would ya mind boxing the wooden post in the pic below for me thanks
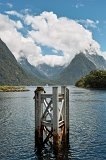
[52,87,60,148]
[34,86,69,151]
[35,89,43,146]
[61,86,67,143]
[66,88,69,143]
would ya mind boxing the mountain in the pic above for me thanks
[86,53,106,70]
[18,57,56,85]
[1,37,106,86]
[0,38,44,85]
[18,57,47,79]
[37,63,64,79]
[57,53,97,85]
[18,52,106,85]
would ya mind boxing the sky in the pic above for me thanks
[0,0,106,66]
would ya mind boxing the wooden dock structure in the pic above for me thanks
[34,86,69,151]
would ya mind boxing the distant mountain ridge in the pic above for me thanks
[0,38,44,85]
[57,53,97,84]
[37,63,64,79]
[18,52,106,85]
[1,38,106,85]
[57,53,106,84]
[86,53,106,70]
[18,57,47,80]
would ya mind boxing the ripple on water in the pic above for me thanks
[0,87,106,159]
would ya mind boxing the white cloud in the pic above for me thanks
[5,10,23,19]
[0,11,104,67]
[14,20,23,29]
[0,14,43,66]
[22,8,31,14]
[77,19,99,29]
[52,49,58,54]
[24,12,101,65]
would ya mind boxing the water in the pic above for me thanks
[0,86,106,160]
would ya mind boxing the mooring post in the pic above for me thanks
[61,86,67,143]
[35,89,43,146]
[66,88,69,143]
[52,87,60,148]
[34,86,69,151]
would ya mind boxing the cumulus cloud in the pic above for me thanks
[14,20,23,29]
[77,19,99,29]
[0,14,43,66]
[0,11,103,67]
[24,11,101,65]
[52,49,58,54]
[21,8,32,14]
[5,10,23,19]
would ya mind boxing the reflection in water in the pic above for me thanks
[35,144,70,160]
[0,86,106,159]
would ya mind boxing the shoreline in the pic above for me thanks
[0,86,30,92]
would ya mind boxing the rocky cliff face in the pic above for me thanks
[86,53,106,70]
[18,56,47,80]
[0,38,43,85]
[37,63,64,79]
[57,53,97,84]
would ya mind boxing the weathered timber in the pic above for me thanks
[34,86,69,150]
[66,88,69,142]
[53,87,60,148]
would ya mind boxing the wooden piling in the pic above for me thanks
[35,89,43,146]
[61,86,66,143]
[66,88,69,143]
[34,86,69,150]
[52,87,60,148]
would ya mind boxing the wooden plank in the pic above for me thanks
[58,99,64,121]
[59,120,64,127]
[52,87,59,147]
[43,128,53,144]
[41,94,52,99]
[42,99,53,120]
[44,99,52,119]
[42,120,53,127]
[61,86,67,142]
[53,87,59,133]
[41,94,63,102]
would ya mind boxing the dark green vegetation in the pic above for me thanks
[0,86,29,92]
[75,70,106,89]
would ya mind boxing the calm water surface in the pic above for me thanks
[0,86,106,160]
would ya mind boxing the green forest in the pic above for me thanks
[75,70,106,89]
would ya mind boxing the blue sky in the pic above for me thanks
[0,0,106,66]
